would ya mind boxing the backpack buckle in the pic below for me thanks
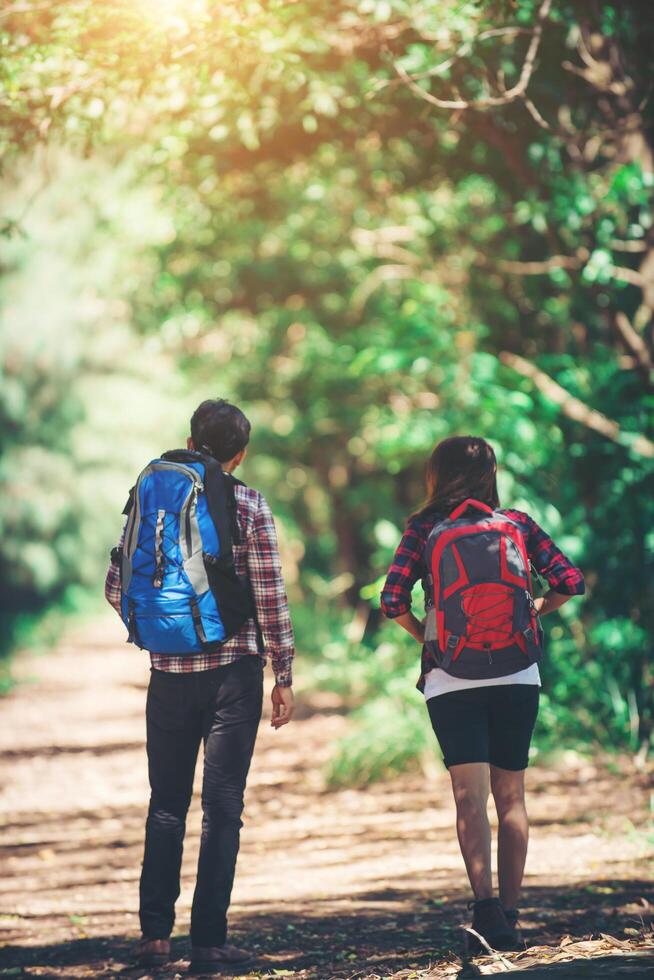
[127,601,143,649]
[441,633,460,669]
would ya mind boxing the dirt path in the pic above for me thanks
[1,616,653,979]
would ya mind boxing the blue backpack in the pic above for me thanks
[115,449,260,655]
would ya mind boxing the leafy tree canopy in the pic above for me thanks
[1,0,653,763]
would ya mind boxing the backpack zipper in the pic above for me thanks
[185,485,199,555]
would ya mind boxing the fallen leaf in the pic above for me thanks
[600,932,631,949]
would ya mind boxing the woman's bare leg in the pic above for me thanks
[490,766,528,910]
[449,762,492,899]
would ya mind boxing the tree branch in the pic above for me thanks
[523,95,553,130]
[481,251,646,289]
[611,265,646,288]
[490,251,588,275]
[608,239,648,253]
[614,312,654,383]
[351,263,417,313]
[377,27,533,93]
[499,352,654,458]
[393,0,551,111]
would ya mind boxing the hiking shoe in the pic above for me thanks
[190,943,253,973]
[504,907,525,949]
[466,897,516,954]
[132,937,171,966]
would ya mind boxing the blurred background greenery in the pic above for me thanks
[1,0,652,780]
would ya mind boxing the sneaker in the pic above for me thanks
[466,897,516,954]
[132,937,171,967]
[190,943,253,973]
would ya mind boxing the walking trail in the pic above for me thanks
[1,616,653,979]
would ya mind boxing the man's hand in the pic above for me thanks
[271,684,295,729]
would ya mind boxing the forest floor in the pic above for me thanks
[1,616,653,980]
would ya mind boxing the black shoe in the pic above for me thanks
[466,897,516,954]
[503,908,525,950]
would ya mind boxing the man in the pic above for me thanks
[105,398,295,973]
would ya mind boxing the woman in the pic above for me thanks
[380,436,585,952]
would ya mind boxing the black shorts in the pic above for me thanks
[427,684,539,770]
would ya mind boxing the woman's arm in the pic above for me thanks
[534,591,572,616]
[380,521,426,635]
[523,512,586,600]
[393,610,426,643]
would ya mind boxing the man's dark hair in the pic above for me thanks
[190,398,251,463]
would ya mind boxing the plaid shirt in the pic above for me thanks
[105,483,294,686]
[381,508,585,681]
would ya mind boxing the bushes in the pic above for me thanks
[296,582,645,786]
[0,154,188,663]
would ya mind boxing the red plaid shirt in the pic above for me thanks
[381,507,585,681]
[105,483,294,686]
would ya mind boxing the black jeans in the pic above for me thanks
[139,655,263,947]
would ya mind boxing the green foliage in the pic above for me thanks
[0,155,191,653]
[1,0,653,774]
[326,691,432,787]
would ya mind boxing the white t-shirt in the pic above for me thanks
[423,663,541,701]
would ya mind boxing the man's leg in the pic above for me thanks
[449,762,493,899]
[140,670,201,941]
[190,657,263,949]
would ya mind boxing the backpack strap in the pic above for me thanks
[199,459,265,654]
[201,454,236,559]
[448,498,494,521]
[517,625,541,663]
[441,632,465,669]
[222,472,243,545]
[122,485,135,516]
[223,472,265,654]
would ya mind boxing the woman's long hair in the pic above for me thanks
[409,435,499,523]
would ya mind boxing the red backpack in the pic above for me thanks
[423,499,543,679]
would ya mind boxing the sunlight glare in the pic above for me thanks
[137,0,209,31]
